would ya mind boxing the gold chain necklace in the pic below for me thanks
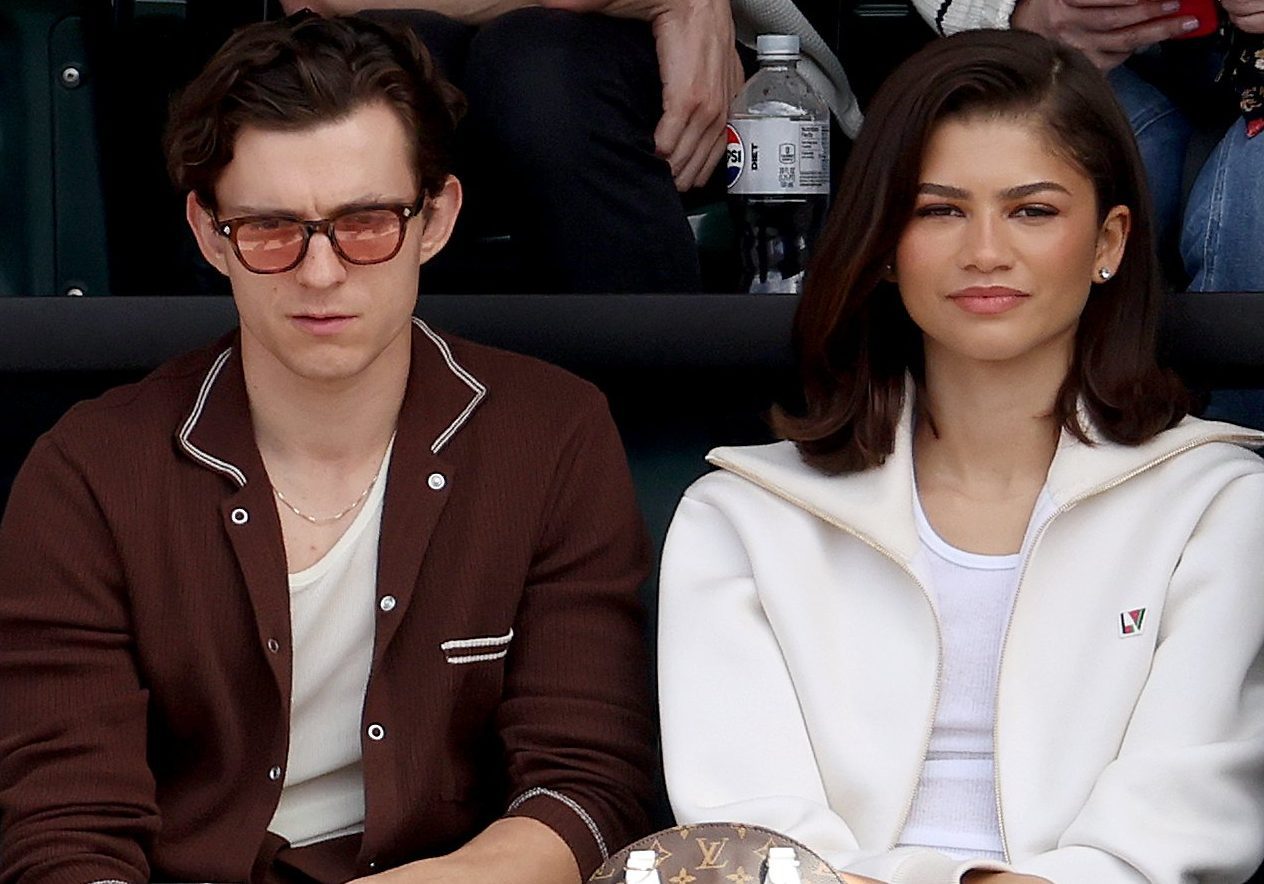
[272,475,377,525]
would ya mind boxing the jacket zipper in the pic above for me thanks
[710,458,944,850]
[989,432,1262,861]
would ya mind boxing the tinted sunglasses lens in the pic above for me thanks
[234,220,306,272]
[333,209,404,264]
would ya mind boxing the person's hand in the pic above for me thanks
[1220,0,1264,30]
[543,0,744,190]
[347,856,465,884]
[1011,0,1200,68]
[963,873,1053,883]
[839,874,886,884]
[648,0,745,190]
[345,817,580,884]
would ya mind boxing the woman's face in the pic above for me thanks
[894,114,1129,371]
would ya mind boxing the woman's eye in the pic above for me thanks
[914,204,961,217]
[1013,204,1058,218]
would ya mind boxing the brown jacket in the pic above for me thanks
[0,320,655,884]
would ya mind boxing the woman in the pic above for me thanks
[658,29,1264,884]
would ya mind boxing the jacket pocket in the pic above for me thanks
[439,627,514,664]
[440,628,513,800]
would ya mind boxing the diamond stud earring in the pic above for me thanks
[1098,267,1113,281]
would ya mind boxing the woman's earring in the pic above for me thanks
[1098,267,1113,281]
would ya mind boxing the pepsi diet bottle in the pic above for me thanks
[726,34,829,294]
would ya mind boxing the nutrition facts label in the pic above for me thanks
[727,118,830,195]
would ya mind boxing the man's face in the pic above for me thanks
[186,100,460,387]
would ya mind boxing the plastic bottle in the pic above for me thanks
[726,34,830,294]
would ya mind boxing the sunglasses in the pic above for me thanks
[211,198,425,274]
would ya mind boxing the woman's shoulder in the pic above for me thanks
[1052,413,1264,504]
[686,440,840,506]
[1145,415,1264,484]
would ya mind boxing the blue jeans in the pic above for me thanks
[1108,64,1264,293]
[1109,65,1264,429]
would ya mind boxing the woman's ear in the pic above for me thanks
[1093,204,1130,284]
[185,191,230,276]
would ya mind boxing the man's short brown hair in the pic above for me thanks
[164,12,465,210]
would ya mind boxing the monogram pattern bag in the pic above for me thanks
[590,822,845,884]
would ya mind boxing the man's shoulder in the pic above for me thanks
[428,326,608,416]
[45,338,230,456]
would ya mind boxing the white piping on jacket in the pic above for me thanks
[177,348,247,488]
[444,650,509,665]
[508,787,608,859]
[441,628,514,664]
[411,317,486,454]
[441,628,514,650]
[179,322,488,483]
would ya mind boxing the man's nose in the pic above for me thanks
[295,231,348,288]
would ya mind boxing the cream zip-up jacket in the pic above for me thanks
[659,403,1264,884]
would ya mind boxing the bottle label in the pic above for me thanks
[726,118,829,195]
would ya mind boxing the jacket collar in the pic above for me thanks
[176,317,487,486]
[707,386,1264,563]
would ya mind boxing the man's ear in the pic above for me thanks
[415,175,463,267]
[185,191,230,277]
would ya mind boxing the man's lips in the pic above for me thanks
[290,314,356,336]
[947,286,1029,316]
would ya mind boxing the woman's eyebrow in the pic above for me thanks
[1001,181,1071,199]
[915,181,1072,200]
[917,182,969,198]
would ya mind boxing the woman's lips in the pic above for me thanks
[291,314,356,336]
[947,286,1029,316]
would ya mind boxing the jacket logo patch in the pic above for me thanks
[1119,607,1146,637]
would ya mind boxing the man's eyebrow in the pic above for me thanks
[915,181,1072,199]
[220,196,408,218]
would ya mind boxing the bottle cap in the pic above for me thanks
[756,34,800,60]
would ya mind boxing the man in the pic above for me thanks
[0,14,654,884]
[280,0,745,293]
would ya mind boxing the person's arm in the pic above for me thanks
[352,818,579,884]
[0,434,159,884]
[903,0,1194,68]
[996,467,1264,883]
[363,385,655,883]
[279,0,532,25]
[1009,0,1197,70]
[540,0,743,191]
[285,0,743,191]
[659,475,1026,884]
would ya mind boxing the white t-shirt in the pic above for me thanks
[897,485,1053,860]
[267,442,393,848]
